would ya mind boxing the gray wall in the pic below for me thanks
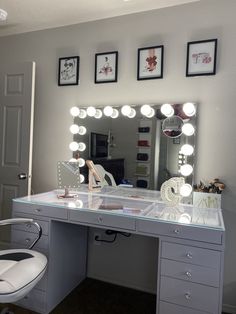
[0,0,236,310]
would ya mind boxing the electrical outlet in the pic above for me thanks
[93,233,101,245]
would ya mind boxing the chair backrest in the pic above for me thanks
[94,164,117,187]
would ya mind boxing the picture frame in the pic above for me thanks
[137,45,164,80]
[58,56,79,86]
[186,39,217,77]
[95,51,118,84]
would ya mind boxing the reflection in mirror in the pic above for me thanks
[69,103,197,195]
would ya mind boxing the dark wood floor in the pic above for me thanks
[0,279,231,314]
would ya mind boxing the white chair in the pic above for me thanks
[0,218,47,312]
[94,164,117,187]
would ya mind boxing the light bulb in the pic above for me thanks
[180,164,193,176]
[140,104,152,116]
[103,106,113,117]
[78,109,87,119]
[181,144,194,156]
[178,213,191,224]
[78,142,86,151]
[94,109,103,119]
[121,105,132,116]
[70,107,80,117]
[87,106,96,117]
[182,123,195,136]
[111,109,119,119]
[78,126,87,135]
[78,158,85,167]
[69,158,77,162]
[128,108,136,118]
[180,184,193,197]
[161,104,174,117]
[69,124,79,134]
[146,108,155,118]
[68,202,76,208]
[76,200,84,208]
[69,142,79,151]
[80,174,85,183]
[183,102,196,117]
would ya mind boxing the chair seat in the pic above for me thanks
[0,249,47,303]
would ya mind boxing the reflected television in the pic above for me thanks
[90,132,108,158]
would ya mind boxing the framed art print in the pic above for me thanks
[186,39,217,77]
[58,56,79,86]
[95,51,118,83]
[137,45,164,80]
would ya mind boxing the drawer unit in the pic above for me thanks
[12,214,49,236]
[11,229,49,251]
[136,219,222,244]
[15,288,46,314]
[69,210,136,231]
[159,301,210,314]
[160,276,219,313]
[13,201,68,220]
[161,242,221,269]
[160,259,220,287]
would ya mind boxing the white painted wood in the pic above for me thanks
[159,301,209,314]
[0,62,35,244]
[11,229,49,251]
[12,216,49,235]
[15,288,46,314]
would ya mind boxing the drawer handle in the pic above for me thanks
[98,217,103,223]
[186,252,193,259]
[174,228,180,234]
[185,271,192,278]
[35,208,41,213]
[185,292,191,300]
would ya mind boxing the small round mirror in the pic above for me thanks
[162,115,184,138]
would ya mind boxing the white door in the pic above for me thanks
[0,62,35,244]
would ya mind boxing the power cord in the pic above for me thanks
[94,230,131,243]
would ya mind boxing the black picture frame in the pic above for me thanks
[58,56,79,86]
[186,39,217,77]
[137,45,164,80]
[95,51,118,84]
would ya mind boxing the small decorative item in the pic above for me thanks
[95,51,118,84]
[58,56,79,86]
[160,177,185,206]
[186,39,217,77]
[137,45,164,80]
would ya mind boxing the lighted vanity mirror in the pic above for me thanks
[69,103,196,192]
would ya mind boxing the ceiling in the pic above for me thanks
[0,0,200,37]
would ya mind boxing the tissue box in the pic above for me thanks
[193,192,221,209]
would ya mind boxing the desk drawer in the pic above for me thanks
[69,210,135,231]
[161,242,221,269]
[159,301,210,314]
[16,288,46,313]
[12,213,49,236]
[161,259,220,287]
[11,229,49,251]
[13,201,68,220]
[136,219,222,244]
[160,277,219,313]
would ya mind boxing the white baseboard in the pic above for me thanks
[223,303,236,313]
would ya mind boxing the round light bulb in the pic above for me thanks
[140,104,152,116]
[70,107,80,117]
[76,200,84,208]
[128,108,136,118]
[180,164,193,176]
[103,106,113,117]
[183,102,196,117]
[121,105,132,116]
[68,202,76,208]
[182,123,195,136]
[86,106,96,117]
[78,126,87,135]
[146,107,155,118]
[180,183,193,197]
[178,213,191,224]
[111,109,119,119]
[94,109,103,119]
[161,104,174,117]
[80,174,85,183]
[78,109,87,119]
[69,124,79,134]
[181,144,194,156]
[69,142,79,151]
[78,158,85,167]
[78,142,86,152]
[69,158,77,162]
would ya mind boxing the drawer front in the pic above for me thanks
[161,242,221,269]
[12,214,49,236]
[35,270,47,291]
[159,301,210,314]
[13,201,68,220]
[11,229,48,251]
[16,288,46,313]
[160,277,219,313]
[69,210,135,231]
[137,219,222,244]
[161,259,220,287]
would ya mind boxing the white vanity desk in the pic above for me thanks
[11,186,225,314]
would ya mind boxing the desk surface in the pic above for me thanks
[14,186,224,231]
